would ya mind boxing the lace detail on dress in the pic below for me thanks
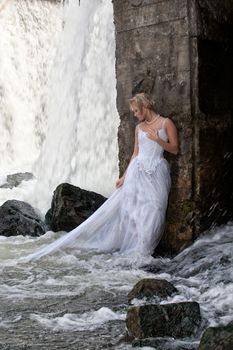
[137,158,164,175]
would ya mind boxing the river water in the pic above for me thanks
[0,1,233,349]
[0,223,233,349]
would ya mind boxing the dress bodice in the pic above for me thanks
[137,127,168,174]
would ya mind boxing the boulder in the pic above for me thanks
[198,320,233,350]
[0,172,33,189]
[127,302,201,339]
[45,183,107,231]
[0,200,46,237]
[128,278,178,303]
[132,338,198,349]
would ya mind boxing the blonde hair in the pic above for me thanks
[129,93,156,112]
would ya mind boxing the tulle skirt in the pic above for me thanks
[21,156,171,261]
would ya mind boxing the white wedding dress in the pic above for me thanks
[22,125,171,261]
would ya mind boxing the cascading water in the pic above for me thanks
[33,0,120,212]
[0,0,64,211]
[0,0,119,213]
[0,0,63,175]
[0,1,233,350]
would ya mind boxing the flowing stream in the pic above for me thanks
[0,1,233,349]
[0,222,233,349]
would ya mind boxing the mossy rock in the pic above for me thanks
[198,321,233,350]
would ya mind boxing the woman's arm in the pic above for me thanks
[116,125,139,188]
[146,118,179,155]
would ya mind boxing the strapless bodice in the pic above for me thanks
[137,128,168,174]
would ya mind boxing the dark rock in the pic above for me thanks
[198,320,233,350]
[0,172,34,189]
[132,337,198,349]
[128,278,178,303]
[45,183,107,231]
[0,200,46,237]
[127,302,201,339]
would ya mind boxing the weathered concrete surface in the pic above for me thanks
[113,0,233,253]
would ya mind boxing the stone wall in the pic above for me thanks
[112,0,233,253]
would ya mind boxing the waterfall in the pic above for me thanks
[0,0,63,174]
[0,0,120,213]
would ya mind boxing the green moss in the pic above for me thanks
[199,322,233,350]
[180,200,194,216]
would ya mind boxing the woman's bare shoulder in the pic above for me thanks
[136,122,144,131]
[160,116,176,128]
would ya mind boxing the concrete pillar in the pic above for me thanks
[112,0,233,253]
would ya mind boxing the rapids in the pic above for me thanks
[0,222,233,349]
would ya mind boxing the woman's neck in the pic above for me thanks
[144,110,159,125]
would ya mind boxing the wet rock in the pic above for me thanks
[128,278,178,303]
[132,337,198,349]
[127,302,201,339]
[198,320,233,350]
[45,183,107,231]
[0,200,46,237]
[0,172,33,189]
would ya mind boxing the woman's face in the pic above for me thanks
[131,103,146,121]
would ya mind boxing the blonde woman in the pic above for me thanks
[21,93,178,261]
[115,92,178,253]
[116,93,178,188]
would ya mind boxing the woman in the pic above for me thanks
[21,93,178,261]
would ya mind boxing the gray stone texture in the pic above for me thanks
[198,320,233,350]
[45,183,107,232]
[126,301,202,339]
[132,338,198,349]
[0,200,46,237]
[128,278,178,303]
[112,0,233,253]
[0,172,33,189]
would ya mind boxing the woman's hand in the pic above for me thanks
[146,129,159,142]
[146,119,179,155]
[115,176,125,189]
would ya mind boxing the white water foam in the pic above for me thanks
[0,0,63,174]
[130,223,233,328]
[31,307,125,331]
[33,0,119,212]
[0,224,233,348]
